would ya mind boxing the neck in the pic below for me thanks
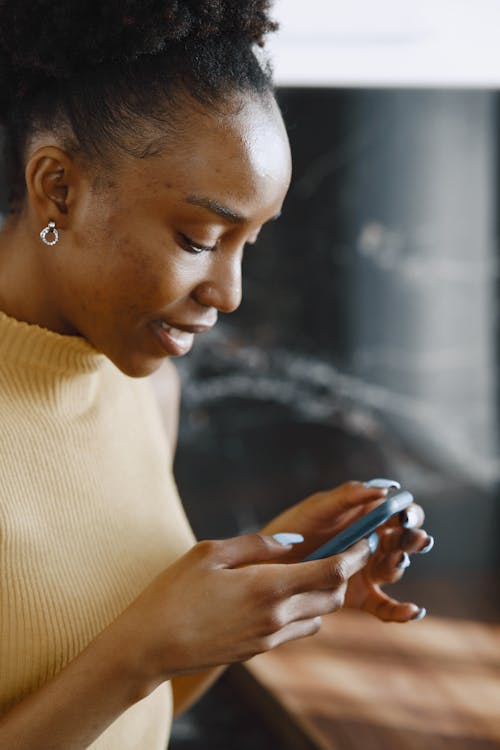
[0,214,70,334]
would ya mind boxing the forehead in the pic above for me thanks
[128,95,292,220]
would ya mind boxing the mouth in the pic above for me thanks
[150,319,215,357]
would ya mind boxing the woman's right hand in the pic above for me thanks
[113,532,373,682]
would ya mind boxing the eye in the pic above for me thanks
[179,233,218,254]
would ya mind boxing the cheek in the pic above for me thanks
[72,195,202,318]
[94,228,196,315]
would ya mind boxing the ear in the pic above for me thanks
[25,146,82,229]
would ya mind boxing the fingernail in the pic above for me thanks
[396,552,411,570]
[400,507,420,528]
[272,533,305,546]
[410,607,427,621]
[364,478,401,490]
[313,616,322,626]
[418,536,434,554]
[367,531,379,554]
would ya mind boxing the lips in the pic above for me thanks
[150,318,215,357]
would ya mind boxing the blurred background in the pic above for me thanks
[175,85,500,579]
[175,0,500,618]
[169,1,500,747]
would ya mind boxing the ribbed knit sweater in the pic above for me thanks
[0,310,195,748]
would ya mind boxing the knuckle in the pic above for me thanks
[328,558,349,587]
[323,592,342,614]
[343,480,362,491]
[250,633,276,654]
[251,532,274,553]
[323,588,346,614]
[400,528,415,548]
[311,619,322,635]
[334,586,346,610]
[247,572,277,603]
[237,643,261,662]
[263,606,287,633]
[192,539,222,560]
[304,617,322,637]
[259,633,277,652]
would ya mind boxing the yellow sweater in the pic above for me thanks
[0,310,195,748]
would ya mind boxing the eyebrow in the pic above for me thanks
[185,194,281,224]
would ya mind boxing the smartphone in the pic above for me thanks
[304,490,413,561]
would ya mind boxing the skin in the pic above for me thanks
[0,94,291,377]
[0,91,430,748]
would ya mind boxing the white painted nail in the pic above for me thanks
[418,536,435,554]
[410,607,427,622]
[272,533,305,546]
[364,478,401,490]
[400,507,420,528]
[367,531,379,554]
[397,552,411,570]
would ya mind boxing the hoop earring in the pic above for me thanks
[40,221,59,246]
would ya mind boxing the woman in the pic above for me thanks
[0,2,432,748]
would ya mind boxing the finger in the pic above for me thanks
[367,548,410,585]
[363,478,401,490]
[284,588,348,621]
[301,481,391,528]
[322,480,392,514]
[284,538,373,595]
[267,616,322,650]
[396,503,425,529]
[400,503,425,529]
[367,526,433,585]
[378,526,432,556]
[362,587,426,623]
[195,533,304,569]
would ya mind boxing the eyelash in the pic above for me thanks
[179,233,218,255]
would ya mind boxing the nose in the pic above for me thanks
[193,253,243,314]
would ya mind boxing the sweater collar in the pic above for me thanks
[0,310,106,374]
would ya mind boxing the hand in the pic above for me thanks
[261,480,432,623]
[110,532,374,682]
[344,511,430,621]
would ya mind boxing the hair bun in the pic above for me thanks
[0,1,276,77]
[0,0,276,119]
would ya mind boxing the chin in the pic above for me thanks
[109,350,168,379]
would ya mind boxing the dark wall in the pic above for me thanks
[175,88,500,574]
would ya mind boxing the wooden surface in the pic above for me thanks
[242,609,500,750]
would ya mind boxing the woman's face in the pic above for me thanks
[42,93,292,376]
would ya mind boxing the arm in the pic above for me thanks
[1,527,370,747]
[149,371,430,712]
[0,620,162,750]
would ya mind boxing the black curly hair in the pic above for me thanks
[0,1,278,211]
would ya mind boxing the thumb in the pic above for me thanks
[362,586,426,623]
[211,532,304,569]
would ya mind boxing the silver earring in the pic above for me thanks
[40,221,59,246]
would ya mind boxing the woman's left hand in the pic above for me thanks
[260,480,432,623]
